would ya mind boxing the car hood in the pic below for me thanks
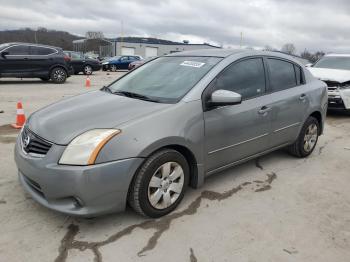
[308,67,350,83]
[27,91,170,145]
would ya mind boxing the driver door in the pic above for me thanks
[204,57,272,173]
[0,44,31,76]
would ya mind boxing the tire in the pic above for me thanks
[40,77,50,81]
[110,64,117,72]
[128,149,189,218]
[50,67,67,84]
[288,116,320,158]
[83,65,93,75]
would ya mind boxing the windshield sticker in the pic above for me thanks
[180,61,205,68]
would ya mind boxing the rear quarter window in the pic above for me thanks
[30,46,56,55]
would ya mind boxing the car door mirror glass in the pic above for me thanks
[208,89,242,107]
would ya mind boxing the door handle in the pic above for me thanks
[23,57,29,60]
[258,106,272,114]
[299,94,307,101]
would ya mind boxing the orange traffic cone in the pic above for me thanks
[11,101,26,129]
[85,76,91,88]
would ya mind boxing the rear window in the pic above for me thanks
[30,46,56,55]
[267,59,297,92]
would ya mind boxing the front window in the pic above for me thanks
[313,56,350,70]
[107,56,222,103]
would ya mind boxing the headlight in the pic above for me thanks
[102,62,109,65]
[340,84,350,90]
[59,129,121,165]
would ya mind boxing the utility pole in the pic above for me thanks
[240,32,243,48]
[119,20,124,56]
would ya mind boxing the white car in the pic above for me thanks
[308,54,350,111]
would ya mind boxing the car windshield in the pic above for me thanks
[313,56,350,70]
[107,56,222,103]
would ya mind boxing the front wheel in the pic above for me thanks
[110,64,117,72]
[50,67,67,84]
[128,149,189,218]
[288,116,319,157]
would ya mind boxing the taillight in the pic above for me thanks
[64,55,71,62]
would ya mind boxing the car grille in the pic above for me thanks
[21,127,52,156]
[323,81,339,91]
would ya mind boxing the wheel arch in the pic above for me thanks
[138,143,202,189]
[309,111,323,135]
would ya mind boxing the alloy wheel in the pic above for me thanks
[303,123,318,152]
[147,162,184,210]
[84,65,92,75]
[53,68,66,82]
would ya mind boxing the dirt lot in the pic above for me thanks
[0,71,350,262]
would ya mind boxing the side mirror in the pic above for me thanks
[208,89,242,107]
[1,52,9,58]
[305,63,313,67]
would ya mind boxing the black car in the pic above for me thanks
[64,51,101,75]
[0,42,73,83]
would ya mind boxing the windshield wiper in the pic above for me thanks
[101,85,112,93]
[113,91,161,103]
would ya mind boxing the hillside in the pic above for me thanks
[0,28,83,50]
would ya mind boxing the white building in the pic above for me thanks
[73,37,220,58]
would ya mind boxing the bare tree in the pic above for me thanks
[300,49,325,63]
[281,43,296,55]
[263,45,275,51]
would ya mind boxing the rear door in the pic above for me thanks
[204,57,272,173]
[265,57,309,147]
[28,46,57,76]
[0,44,31,76]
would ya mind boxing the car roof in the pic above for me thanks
[166,48,303,63]
[325,53,350,57]
[3,42,61,50]
[167,48,246,58]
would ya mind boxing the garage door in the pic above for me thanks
[145,47,158,58]
[121,47,135,56]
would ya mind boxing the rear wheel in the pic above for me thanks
[288,116,319,157]
[83,65,93,75]
[128,149,189,218]
[50,67,67,84]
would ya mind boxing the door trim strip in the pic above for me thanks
[273,122,300,133]
[207,142,290,175]
[208,133,269,155]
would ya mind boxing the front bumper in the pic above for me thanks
[328,89,350,110]
[102,64,110,71]
[14,136,143,217]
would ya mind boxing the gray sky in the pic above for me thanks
[1,0,350,53]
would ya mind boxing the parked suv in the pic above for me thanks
[0,42,73,83]
[64,51,101,75]
[102,55,142,71]
[15,50,327,218]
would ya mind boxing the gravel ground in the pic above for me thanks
[0,71,350,262]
